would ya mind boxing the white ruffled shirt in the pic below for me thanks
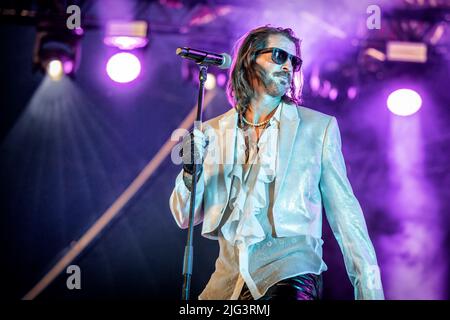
[198,104,328,300]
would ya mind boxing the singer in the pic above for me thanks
[169,25,384,300]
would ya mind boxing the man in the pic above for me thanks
[170,25,384,300]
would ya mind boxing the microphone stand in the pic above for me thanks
[181,64,208,300]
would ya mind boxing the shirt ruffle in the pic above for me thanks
[220,123,278,249]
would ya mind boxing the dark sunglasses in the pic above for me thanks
[256,47,302,72]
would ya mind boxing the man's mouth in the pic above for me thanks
[277,75,290,84]
[275,73,290,82]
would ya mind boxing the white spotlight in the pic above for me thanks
[205,73,216,90]
[47,59,64,81]
[387,89,422,116]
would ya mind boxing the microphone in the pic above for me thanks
[176,47,232,69]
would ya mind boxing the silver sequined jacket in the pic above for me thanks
[170,101,384,299]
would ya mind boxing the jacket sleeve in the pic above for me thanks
[169,169,205,229]
[319,116,385,300]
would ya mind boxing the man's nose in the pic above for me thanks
[281,65,292,79]
[282,60,292,73]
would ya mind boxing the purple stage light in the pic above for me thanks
[347,86,357,100]
[104,21,149,50]
[106,52,141,83]
[216,73,227,87]
[74,27,84,36]
[319,80,331,98]
[63,60,74,74]
[387,89,422,116]
[329,87,338,101]
[104,36,148,50]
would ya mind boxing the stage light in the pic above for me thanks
[33,27,82,78]
[104,21,147,84]
[216,73,227,87]
[47,59,64,80]
[309,66,321,92]
[365,48,386,61]
[387,89,422,116]
[329,87,338,101]
[106,36,148,51]
[104,21,148,50]
[347,86,358,100]
[387,41,427,63]
[205,73,216,90]
[319,80,331,98]
[106,52,141,83]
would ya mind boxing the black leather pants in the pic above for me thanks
[238,274,323,300]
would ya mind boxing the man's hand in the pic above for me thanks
[181,128,208,174]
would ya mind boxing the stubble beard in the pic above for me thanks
[262,71,290,98]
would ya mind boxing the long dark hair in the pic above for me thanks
[226,25,303,124]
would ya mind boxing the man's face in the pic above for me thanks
[254,34,298,98]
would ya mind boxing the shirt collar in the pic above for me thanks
[268,101,283,128]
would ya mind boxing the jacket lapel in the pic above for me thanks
[274,102,301,200]
[218,109,238,197]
